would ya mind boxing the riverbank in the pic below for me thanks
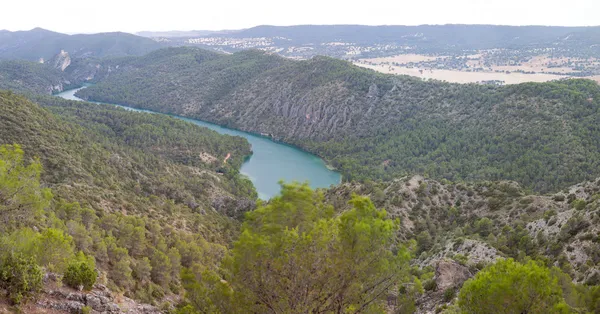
[56,86,341,199]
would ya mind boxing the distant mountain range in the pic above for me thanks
[136,30,234,38]
[0,27,163,61]
[4,25,600,62]
[138,24,600,58]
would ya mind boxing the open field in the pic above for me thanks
[355,63,565,84]
[355,53,600,85]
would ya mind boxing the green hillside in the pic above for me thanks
[77,48,600,193]
[0,90,256,301]
[0,60,78,94]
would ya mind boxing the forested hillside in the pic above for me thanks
[77,47,600,193]
[0,91,257,307]
[0,60,78,94]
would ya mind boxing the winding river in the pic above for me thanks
[55,87,341,199]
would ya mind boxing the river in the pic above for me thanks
[55,87,341,199]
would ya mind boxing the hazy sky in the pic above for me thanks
[2,0,598,34]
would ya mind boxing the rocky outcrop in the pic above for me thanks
[434,260,472,291]
[50,50,72,71]
[415,260,473,314]
[34,276,160,314]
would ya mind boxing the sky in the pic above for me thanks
[1,0,599,34]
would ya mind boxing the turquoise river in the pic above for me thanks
[56,87,341,199]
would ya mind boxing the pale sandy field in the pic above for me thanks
[361,54,441,64]
[356,54,600,85]
[355,63,566,84]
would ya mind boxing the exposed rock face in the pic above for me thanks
[51,50,72,71]
[414,260,473,314]
[434,260,472,291]
[35,281,160,314]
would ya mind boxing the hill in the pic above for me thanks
[0,28,163,61]
[76,47,600,193]
[1,51,600,312]
[0,60,79,94]
[324,174,600,312]
[0,90,256,302]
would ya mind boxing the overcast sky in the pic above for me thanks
[2,0,598,34]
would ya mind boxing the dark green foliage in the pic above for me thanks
[0,60,77,94]
[443,287,456,302]
[63,253,97,290]
[190,183,410,313]
[77,47,600,193]
[0,252,43,305]
[572,199,587,211]
[423,279,437,291]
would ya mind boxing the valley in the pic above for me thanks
[56,86,341,199]
[1,23,600,313]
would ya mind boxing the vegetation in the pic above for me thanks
[2,38,600,312]
[0,60,75,94]
[0,91,257,304]
[458,259,568,313]
[76,47,600,193]
[179,182,411,313]
[63,252,97,290]
[0,252,43,305]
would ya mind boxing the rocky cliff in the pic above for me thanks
[50,50,72,71]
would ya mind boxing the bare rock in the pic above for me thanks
[435,260,472,291]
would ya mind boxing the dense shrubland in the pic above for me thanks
[0,91,258,306]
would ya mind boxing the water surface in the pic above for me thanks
[55,87,341,199]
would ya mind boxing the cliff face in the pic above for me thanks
[50,50,72,71]
[0,59,77,94]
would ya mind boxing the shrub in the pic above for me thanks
[543,209,557,222]
[0,252,43,304]
[458,259,568,313]
[572,199,587,211]
[63,253,97,290]
[424,279,437,291]
[443,287,456,302]
[453,254,469,266]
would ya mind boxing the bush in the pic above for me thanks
[443,287,456,302]
[424,279,437,291]
[63,253,97,290]
[572,199,587,211]
[458,259,568,313]
[453,254,469,266]
[0,252,43,305]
